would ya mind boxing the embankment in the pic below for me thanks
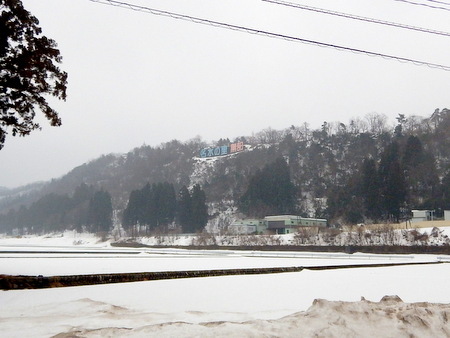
[1,261,443,290]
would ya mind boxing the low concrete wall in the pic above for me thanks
[1,261,443,290]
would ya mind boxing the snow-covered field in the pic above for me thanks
[1,232,450,337]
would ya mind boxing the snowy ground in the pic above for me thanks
[1,232,450,337]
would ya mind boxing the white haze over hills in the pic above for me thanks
[1,0,449,188]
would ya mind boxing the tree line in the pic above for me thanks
[122,182,208,235]
[327,134,450,225]
[0,184,112,234]
[0,181,209,235]
[1,108,450,233]
[234,109,450,226]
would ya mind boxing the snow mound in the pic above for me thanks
[52,296,450,337]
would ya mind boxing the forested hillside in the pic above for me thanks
[1,108,449,234]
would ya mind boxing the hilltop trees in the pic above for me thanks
[328,133,443,224]
[1,108,450,234]
[0,0,68,149]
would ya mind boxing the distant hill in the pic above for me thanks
[1,108,449,233]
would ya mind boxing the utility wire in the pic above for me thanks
[393,0,450,11]
[423,0,450,6]
[89,0,450,71]
[262,0,450,37]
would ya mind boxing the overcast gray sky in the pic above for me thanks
[1,0,449,188]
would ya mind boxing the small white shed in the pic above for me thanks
[411,210,433,223]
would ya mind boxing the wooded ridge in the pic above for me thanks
[1,108,449,234]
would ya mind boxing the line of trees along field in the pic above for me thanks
[0,184,112,234]
[0,182,209,235]
[122,182,208,235]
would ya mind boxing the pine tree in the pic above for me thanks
[122,182,177,233]
[177,185,192,233]
[326,175,364,225]
[156,182,177,227]
[87,190,113,233]
[122,189,144,229]
[360,158,382,221]
[141,183,157,231]
[379,142,406,222]
[71,183,94,231]
[442,171,450,209]
[191,184,208,232]
[239,158,296,217]
[1,0,68,149]
[403,135,439,209]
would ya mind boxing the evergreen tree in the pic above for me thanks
[87,190,112,233]
[27,193,71,232]
[176,184,209,233]
[190,184,208,232]
[326,175,364,225]
[141,183,157,230]
[122,182,177,233]
[440,171,450,209]
[177,185,192,232]
[145,182,177,231]
[360,158,382,221]
[122,189,144,229]
[156,182,177,227]
[379,142,406,222]
[70,183,94,231]
[239,158,296,217]
[403,135,439,209]
[72,183,94,206]
[403,135,423,168]
[1,0,68,149]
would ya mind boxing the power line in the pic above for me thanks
[423,0,450,6]
[262,0,450,37]
[393,0,450,11]
[89,0,450,71]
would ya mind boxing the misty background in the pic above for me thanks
[1,0,449,188]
